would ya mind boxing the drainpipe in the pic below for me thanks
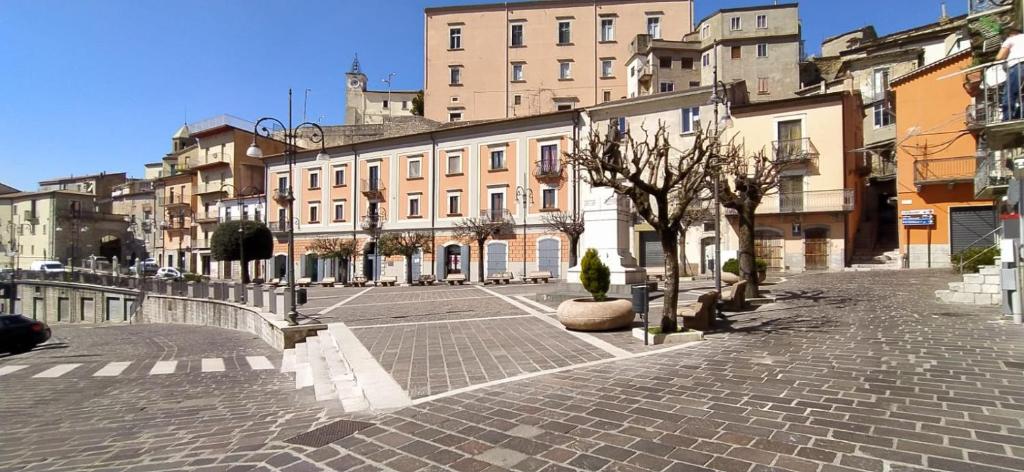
[352,144,359,281]
[430,132,438,275]
[505,2,510,118]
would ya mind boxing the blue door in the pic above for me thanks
[537,239,560,278]
[486,242,507,275]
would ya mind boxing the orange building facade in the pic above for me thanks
[892,51,992,269]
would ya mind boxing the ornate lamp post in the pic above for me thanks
[245,89,330,326]
[360,208,385,284]
[707,62,734,313]
[515,178,534,280]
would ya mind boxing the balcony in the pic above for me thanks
[480,208,513,224]
[161,220,190,231]
[970,61,1024,135]
[194,184,229,196]
[268,220,291,233]
[725,189,854,215]
[913,156,975,186]
[772,138,820,167]
[965,102,993,130]
[194,213,219,224]
[163,196,190,209]
[361,210,386,233]
[361,178,385,202]
[975,149,1015,198]
[969,0,1014,17]
[861,87,889,105]
[534,160,563,179]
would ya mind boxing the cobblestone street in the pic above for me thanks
[4,270,1024,471]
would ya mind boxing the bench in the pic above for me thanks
[351,276,369,287]
[378,276,398,287]
[319,277,336,288]
[486,271,513,285]
[444,273,467,285]
[414,274,436,286]
[721,280,748,312]
[680,291,719,331]
[525,271,552,284]
[296,277,312,287]
[646,267,666,282]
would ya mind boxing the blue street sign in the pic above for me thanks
[902,215,935,226]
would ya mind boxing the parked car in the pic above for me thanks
[129,261,159,276]
[29,261,65,273]
[156,267,182,279]
[0,314,51,354]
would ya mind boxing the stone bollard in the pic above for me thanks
[231,283,244,303]
[250,284,263,308]
[187,282,199,298]
[266,285,277,314]
[274,287,292,318]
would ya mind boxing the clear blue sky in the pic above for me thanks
[0,0,964,191]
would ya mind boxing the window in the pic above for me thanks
[681,107,700,134]
[647,16,661,38]
[702,53,710,67]
[659,81,675,93]
[277,176,288,192]
[448,194,461,215]
[558,21,571,44]
[758,77,769,95]
[659,57,672,68]
[333,201,345,222]
[402,101,408,110]
[382,100,389,109]
[613,117,627,139]
[680,57,694,69]
[449,66,462,85]
[701,24,711,39]
[309,171,320,189]
[408,195,421,217]
[542,188,556,209]
[511,23,524,46]
[731,46,742,59]
[408,158,422,179]
[490,149,506,170]
[730,17,741,30]
[334,167,345,186]
[757,44,768,58]
[449,27,462,49]
[756,14,768,29]
[559,61,572,80]
[872,67,890,101]
[540,144,559,173]
[447,153,462,174]
[514,95,522,106]
[556,103,573,111]
[489,192,505,213]
[601,59,613,78]
[600,18,614,41]
[603,90,612,102]
[873,103,893,128]
[449,111,462,122]
[512,63,524,81]
[309,203,320,223]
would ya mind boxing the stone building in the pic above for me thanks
[344,57,419,125]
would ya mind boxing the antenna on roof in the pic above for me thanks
[940,1,949,22]
[351,54,361,74]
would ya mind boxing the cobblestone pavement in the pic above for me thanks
[6,270,1024,472]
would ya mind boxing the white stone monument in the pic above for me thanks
[567,187,646,286]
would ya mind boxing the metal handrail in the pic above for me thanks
[956,226,1002,273]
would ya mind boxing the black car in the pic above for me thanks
[0,315,51,354]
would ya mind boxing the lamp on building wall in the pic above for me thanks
[245,89,330,326]
[360,208,385,283]
[515,179,534,280]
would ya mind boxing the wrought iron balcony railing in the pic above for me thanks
[772,138,820,166]
[361,178,386,201]
[970,61,1024,129]
[725,189,854,215]
[913,156,976,185]
[268,220,291,233]
[975,148,1015,198]
[480,208,513,224]
[534,160,562,178]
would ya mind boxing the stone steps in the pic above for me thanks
[935,265,1002,306]
[281,330,371,412]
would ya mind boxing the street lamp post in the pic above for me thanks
[246,89,330,326]
[515,177,534,281]
[707,54,734,315]
[360,208,385,284]
[56,221,88,276]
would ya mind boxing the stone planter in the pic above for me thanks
[557,298,634,331]
[757,270,767,283]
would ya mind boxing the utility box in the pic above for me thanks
[296,288,308,305]
[1001,238,1019,317]
[631,284,649,314]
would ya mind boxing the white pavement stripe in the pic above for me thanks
[149,360,177,375]
[33,363,82,378]
[246,356,274,370]
[327,322,412,410]
[345,295,492,308]
[0,365,28,376]
[514,295,557,313]
[318,287,374,315]
[201,358,225,372]
[349,314,534,329]
[477,286,632,358]
[93,362,132,377]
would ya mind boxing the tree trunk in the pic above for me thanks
[405,255,414,285]
[680,230,688,277]
[738,204,759,298]
[660,230,680,333]
[477,240,486,283]
[240,257,250,284]
[569,235,579,268]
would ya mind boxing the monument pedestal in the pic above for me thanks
[568,187,646,286]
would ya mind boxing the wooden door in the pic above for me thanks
[805,228,829,270]
[754,231,784,270]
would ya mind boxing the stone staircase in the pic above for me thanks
[281,327,371,412]
[846,248,902,271]
[934,265,1002,306]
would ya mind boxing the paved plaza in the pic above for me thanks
[4,270,1024,471]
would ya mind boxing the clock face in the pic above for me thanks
[349,78,362,88]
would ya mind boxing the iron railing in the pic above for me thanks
[268,220,291,232]
[972,61,1024,128]
[481,208,513,223]
[725,189,854,215]
[534,160,562,178]
[975,149,1014,198]
[772,138,820,166]
[360,178,385,201]
[913,156,975,185]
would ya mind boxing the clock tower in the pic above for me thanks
[344,55,368,125]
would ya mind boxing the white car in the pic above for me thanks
[30,261,65,273]
[155,267,182,279]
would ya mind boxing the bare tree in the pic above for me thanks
[378,231,433,284]
[716,145,783,298]
[678,203,713,277]
[566,122,714,333]
[453,217,506,283]
[542,211,584,267]
[308,237,361,283]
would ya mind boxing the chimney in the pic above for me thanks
[940,2,949,23]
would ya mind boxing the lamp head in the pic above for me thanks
[246,142,263,158]
[316,150,330,161]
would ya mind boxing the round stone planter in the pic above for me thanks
[557,298,634,331]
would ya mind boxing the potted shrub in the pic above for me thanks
[723,258,768,283]
[557,249,634,331]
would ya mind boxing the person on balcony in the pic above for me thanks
[998,27,1024,120]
